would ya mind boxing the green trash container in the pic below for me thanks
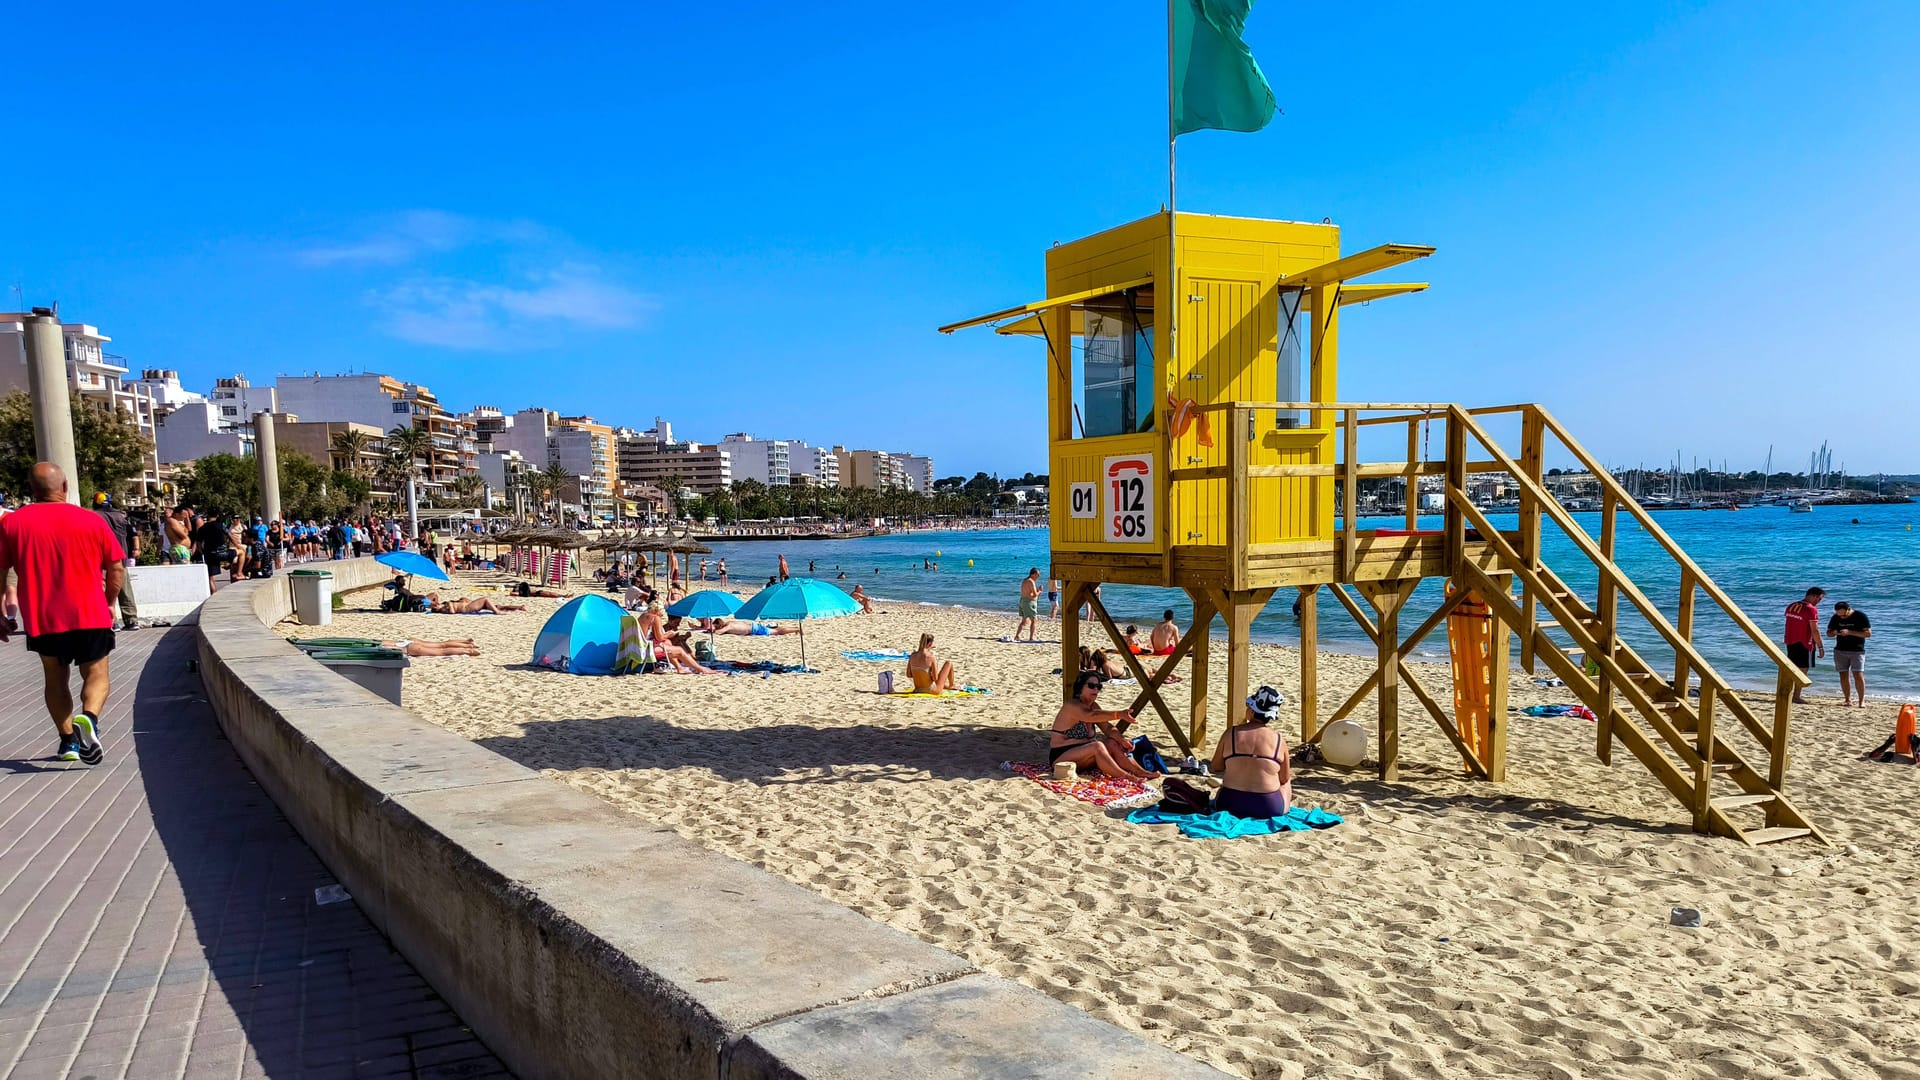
[289,636,383,653]
[307,647,410,705]
[289,569,334,626]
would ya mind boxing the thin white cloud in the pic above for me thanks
[295,210,546,267]
[377,265,655,350]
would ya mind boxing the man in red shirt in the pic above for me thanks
[1783,587,1825,705]
[0,463,126,764]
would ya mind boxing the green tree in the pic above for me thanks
[0,391,152,502]
[659,475,687,518]
[330,428,372,476]
[177,453,257,519]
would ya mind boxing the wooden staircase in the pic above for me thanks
[1443,407,1826,847]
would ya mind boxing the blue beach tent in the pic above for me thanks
[531,594,627,675]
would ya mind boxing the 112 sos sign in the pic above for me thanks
[1102,456,1155,544]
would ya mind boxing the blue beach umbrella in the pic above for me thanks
[732,578,859,669]
[666,589,744,620]
[375,549,451,582]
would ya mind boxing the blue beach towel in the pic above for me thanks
[1125,806,1343,839]
[842,649,911,661]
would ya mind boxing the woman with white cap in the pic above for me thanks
[1209,685,1293,819]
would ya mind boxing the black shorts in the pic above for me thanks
[205,549,232,575]
[1787,642,1814,672]
[27,628,116,666]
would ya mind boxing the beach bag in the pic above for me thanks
[1131,735,1170,775]
[878,671,894,695]
[1157,777,1212,815]
[693,639,716,663]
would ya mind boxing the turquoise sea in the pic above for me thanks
[701,501,1920,697]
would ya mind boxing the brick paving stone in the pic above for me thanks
[0,623,509,1078]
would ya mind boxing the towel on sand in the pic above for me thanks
[1126,806,1343,839]
[997,637,1061,645]
[843,649,911,661]
[1004,762,1160,809]
[891,687,990,699]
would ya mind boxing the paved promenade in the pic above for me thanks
[0,619,507,1079]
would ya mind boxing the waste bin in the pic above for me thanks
[307,648,410,705]
[289,569,334,626]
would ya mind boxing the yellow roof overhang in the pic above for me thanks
[937,275,1153,335]
[990,281,1428,335]
[1282,244,1435,289]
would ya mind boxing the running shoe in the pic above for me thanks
[70,715,103,766]
[56,738,80,762]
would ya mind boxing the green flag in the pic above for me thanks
[1172,0,1276,136]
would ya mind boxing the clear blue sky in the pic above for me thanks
[11,2,1918,477]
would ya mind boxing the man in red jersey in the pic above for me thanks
[1783,587,1825,705]
[0,463,125,764]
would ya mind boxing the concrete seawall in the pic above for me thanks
[194,560,1225,1079]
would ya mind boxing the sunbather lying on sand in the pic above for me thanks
[710,618,799,637]
[381,638,481,657]
[427,595,525,614]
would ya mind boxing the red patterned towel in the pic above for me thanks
[1005,762,1160,809]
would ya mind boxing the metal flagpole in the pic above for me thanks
[1166,0,1178,400]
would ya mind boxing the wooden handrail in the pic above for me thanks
[1447,407,1743,699]
[1529,406,1809,688]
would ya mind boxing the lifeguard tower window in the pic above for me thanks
[1275,287,1308,429]
[1079,287,1155,438]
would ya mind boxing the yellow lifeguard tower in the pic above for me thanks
[943,210,1824,845]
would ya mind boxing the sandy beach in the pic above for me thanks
[304,573,1920,1079]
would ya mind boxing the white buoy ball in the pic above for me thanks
[1321,719,1367,767]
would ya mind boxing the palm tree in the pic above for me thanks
[330,429,372,477]
[541,462,570,515]
[449,473,483,508]
[385,425,432,489]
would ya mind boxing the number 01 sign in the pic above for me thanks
[1102,455,1155,544]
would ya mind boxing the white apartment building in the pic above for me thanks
[784,441,841,487]
[476,449,531,511]
[891,453,935,494]
[154,400,252,464]
[0,314,162,496]
[127,369,204,410]
[274,373,411,432]
[720,433,790,486]
[207,374,279,428]
[549,427,615,519]
[464,405,555,464]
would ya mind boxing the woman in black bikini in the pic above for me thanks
[1048,671,1159,781]
[1208,685,1293,819]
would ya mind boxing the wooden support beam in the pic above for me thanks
[1297,585,1319,742]
[1227,406,1251,592]
[1673,568,1696,702]
[1340,409,1358,582]
[1186,588,1212,753]
[1084,587,1194,756]
[1058,580,1086,702]
[1770,669,1792,795]
[1404,420,1420,532]
[1444,410,1467,575]
[1358,579,1416,781]
[1693,683,1717,833]
[1220,589,1275,755]
[1485,573,1513,783]
[1123,595,1214,732]
[1596,490,1618,765]
[1324,580,1487,778]
[1323,584,1468,725]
